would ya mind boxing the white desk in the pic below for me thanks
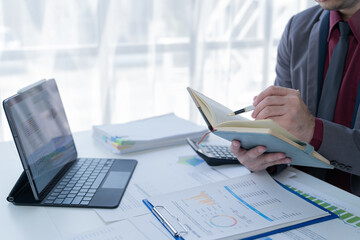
[1,131,360,240]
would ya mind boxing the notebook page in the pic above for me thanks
[193,90,248,126]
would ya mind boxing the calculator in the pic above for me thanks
[186,138,239,166]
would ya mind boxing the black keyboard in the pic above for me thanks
[43,158,114,206]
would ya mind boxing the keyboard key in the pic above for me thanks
[91,173,107,189]
[72,196,83,205]
[63,198,74,204]
[54,199,64,204]
[80,201,90,205]
[85,193,95,197]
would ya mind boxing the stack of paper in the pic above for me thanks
[93,113,207,154]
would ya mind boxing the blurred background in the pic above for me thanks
[0,0,316,141]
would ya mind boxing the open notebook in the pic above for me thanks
[187,87,332,169]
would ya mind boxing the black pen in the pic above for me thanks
[228,105,255,116]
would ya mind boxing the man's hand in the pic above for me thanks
[230,140,291,172]
[229,86,315,172]
[252,86,315,142]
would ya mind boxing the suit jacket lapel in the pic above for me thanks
[306,10,330,116]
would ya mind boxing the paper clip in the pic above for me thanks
[152,205,188,238]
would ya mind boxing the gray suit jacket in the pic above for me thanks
[274,5,360,195]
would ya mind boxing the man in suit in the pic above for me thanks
[230,0,360,196]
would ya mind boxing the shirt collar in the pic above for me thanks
[328,11,342,42]
[328,9,360,42]
[348,8,360,42]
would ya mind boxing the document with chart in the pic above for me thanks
[143,171,336,240]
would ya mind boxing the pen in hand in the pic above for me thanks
[228,105,255,116]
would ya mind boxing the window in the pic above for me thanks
[0,0,316,141]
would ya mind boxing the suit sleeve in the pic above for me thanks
[266,18,294,176]
[320,120,360,176]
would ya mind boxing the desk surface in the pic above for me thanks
[1,131,360,240]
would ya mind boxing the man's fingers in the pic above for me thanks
[245,146,266,159]
[260,152,288,164]
[253,86,288,105]
[230,140,291,172]
[253,86,298,106]
[230,140,241,154]
[262,157,292,169]
[230,140,247,158]
[252,96,284,118]
[244,150,290,172]
[240,146,267,170]
[253,105,287,120]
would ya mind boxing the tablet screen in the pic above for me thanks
[3,80,77,196]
